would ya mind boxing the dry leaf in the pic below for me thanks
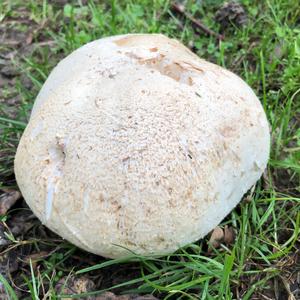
[262,169,271,191]
[8,211,36,237]
[224,225,235,245]
[26,32,33,45]
[215,1,248,29]
[55,276,95,300]
[244,185,256,203]
[0,191,21,215]
[95,292,158,300]
[208,226,224,251]
[95,292,122,300]
[24,251,49,264]
[0,249,19,276]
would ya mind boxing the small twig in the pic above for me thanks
[31,40,56,47]
[231,41,258,71]
[280,276,297,300]
[172,3,224,40]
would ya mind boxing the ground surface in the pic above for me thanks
[0,1,299,299]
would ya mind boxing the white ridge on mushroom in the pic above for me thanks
[14,34,270,258]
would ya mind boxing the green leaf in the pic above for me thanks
[131,4,144,17]
[63,4,73,18]
[0,273,18,300]
[295,37,300,57]
[275,26,285,38]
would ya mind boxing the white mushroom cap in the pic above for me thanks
[14,34,270,258]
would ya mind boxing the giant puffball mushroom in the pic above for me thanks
[14,34,270,258]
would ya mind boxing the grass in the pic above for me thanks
[0,0,299,299]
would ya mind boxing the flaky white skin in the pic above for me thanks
[15,34,270,258]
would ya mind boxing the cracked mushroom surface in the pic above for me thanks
[14,34,270,258]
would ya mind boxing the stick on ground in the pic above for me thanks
[172,3,224,40]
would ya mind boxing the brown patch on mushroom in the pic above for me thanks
[155,235,166,244]
[123,240,138,247]
[98,194,104,203]
[125,52,197,86]
[145,58,185,82]
[114,36,138,47]
[168,199,176,208]
[122,155,130,163]
[219,125,236,138]
[114,35,167,48]
[167,187,173,195]
[185,187,193,199]
[111,200,122,212]
[181,60,204,73]
[149,47,158,52]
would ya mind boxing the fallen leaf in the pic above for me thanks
[244,185,256,203]
[262,169,271,191]
[208,226,224,251]
[0,64,20,78]
[56,276,95,300]
[95,292,126,300]
[95,292,158,300]
[26,32,33,45]
[7,211,36,237]
[130,296,158,300]
[0,39,21,47]
[0,249,19,277]
[215,2,248,30]
[128,296,157,300]
[0,73,10,88]
[224,225,235,245]
[0,191,21,215]
[24,251,49,263]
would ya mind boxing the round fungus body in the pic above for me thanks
[15,34,270,258]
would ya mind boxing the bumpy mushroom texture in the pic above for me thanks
[15,34,270,258]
